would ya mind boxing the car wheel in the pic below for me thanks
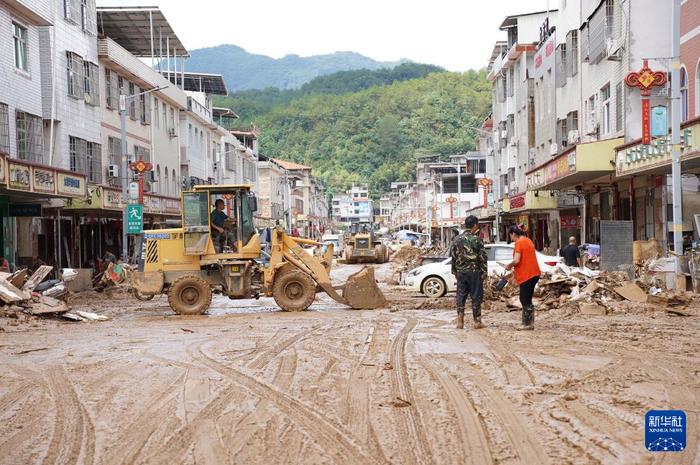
[421,276,446,298]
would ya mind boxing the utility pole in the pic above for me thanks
[671,0,683,276]
[119,95,129,262]
[119,86,168,262]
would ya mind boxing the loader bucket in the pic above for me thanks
[342,266,388,309]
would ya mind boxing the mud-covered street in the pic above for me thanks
[1,262,698,465]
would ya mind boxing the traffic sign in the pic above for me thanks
[126,204,143,234]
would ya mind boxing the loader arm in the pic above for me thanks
[265,227,386,309]
[280,233,348,305]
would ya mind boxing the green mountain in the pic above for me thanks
[186,44,406,91]
[215,63,445,125]
[216,68,491,196]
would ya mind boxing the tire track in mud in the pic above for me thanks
[475,332,536,386]
[461,363,551,465]
[248,327,315,371]
[389,318,434,465]
[0,382,34,415]
[195,343,386,465]
[418,355,494,465]
[42,366,95,465]
[137,373,236,465]
[342,318,390,463]
[100,372,187,465]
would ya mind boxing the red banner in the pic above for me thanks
[560,215,580,229]
[642,98,651,145]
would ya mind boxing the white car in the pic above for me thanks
[321,234,344,257]
[402,243,561,298]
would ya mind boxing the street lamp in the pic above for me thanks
[119,85,168,262]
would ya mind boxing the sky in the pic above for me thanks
[97,0,550,71]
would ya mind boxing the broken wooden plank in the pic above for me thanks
[22,265,53,292]
[29,296,69,315]
[8,269,28,288]
[0,279,31,304]
[613,282,648,303]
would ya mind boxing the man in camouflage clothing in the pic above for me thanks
[450,215,487,329]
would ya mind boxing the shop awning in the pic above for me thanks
[501,191,557,213]
[526,138,623,191]
[616,118,700,177]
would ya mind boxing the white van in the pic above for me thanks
[321,233,344,257]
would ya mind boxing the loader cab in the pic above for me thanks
[181,185,261,260]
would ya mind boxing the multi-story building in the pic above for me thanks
[257,155,289,228]
[271,159,328,238]
[488,1,697,260]
[332,185,373,226]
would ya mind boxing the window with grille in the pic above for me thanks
[69,136,87,173]
[225,143,236,171]
[16,111,43,163]
[107,136,121,187]
[615,82,623,131]
[64,0,80,23]
[139,92,150,125]
[556,44,567,88]
[0,104,9,154]
[13,22,28,71]
[601,84,611,135]
[67,52,84,98]
[83,61,99,106]
[507,68,515,97]
[566,30,579,77]
[86,142,101,183]
[80,0,96,34]
[134,145,150,163]
[153,98,159,128]
[129,83,137,120]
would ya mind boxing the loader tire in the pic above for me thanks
[167,275,212,315]
[345,247,356,264]
[273,269,316,312]
[375,244,387,264]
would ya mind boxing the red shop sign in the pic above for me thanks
[509,194,526,209]
[560,215,580,229]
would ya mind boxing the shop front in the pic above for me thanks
[500,191,557,250]
[615,118,700,246]
[0,156,88,269]
[526,138,623,246]
[64,186,181,267]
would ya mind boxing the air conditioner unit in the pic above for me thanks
[108,164,119,177]
[84,94,92,105]
[168,127,177,138]
[509,137,518,147]
[500,129,507,139]
[568,130,580,145]
[550,143,558,156]
[587,121,600,137]
[605,38,623,62]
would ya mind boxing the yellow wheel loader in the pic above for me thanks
[130,185,387,315]
[344,222,389,264]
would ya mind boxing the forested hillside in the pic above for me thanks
[217,68,491,195]
[215,63,444,125]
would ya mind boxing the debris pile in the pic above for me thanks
[0,265,111,323]
[0,266,69,316]
[489,263,696,315]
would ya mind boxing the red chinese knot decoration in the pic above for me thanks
[624,60,667,96]
[129,160,153,174]
[625,60,667,145]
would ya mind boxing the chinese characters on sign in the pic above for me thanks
[625,60,668,145]
[645,410,686,452]
[126,204,144,234]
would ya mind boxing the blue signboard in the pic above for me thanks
[646,410,686,452]
[650,106,668,138]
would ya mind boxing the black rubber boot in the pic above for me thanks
[456,309,465,329]
[517,305,535,330]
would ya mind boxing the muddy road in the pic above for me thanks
[1,262,698,465]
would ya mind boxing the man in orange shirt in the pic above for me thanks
[504,226,540,330]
